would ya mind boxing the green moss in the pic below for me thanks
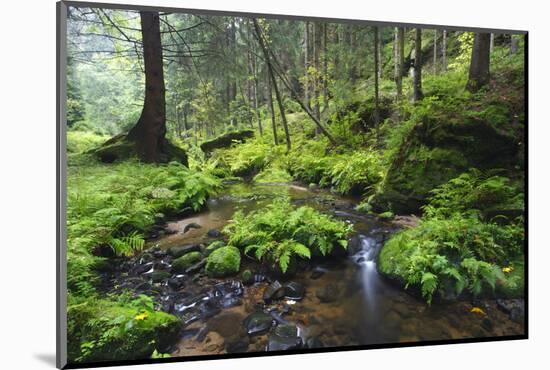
[205,246,241,277]
[172,251,202,273]
[378,211,395,220]
[204,240,225,256]
[241,269,254,284]
[67,298,182,363]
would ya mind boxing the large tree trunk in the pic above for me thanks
[413,28,424,103]
[467,32,491,92]
[127,11,167,163]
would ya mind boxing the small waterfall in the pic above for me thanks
[353,235,383,316]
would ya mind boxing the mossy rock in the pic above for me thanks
[205,246,241,277]
[67,299,182,363]
[372,118,519,214]
[241,269,254,285]
[172,251,202,273]
[93,134,188,166]
[204,240,226,256]
[200,130,254,154]
[378,211,395,221]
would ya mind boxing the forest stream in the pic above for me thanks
[97,183,524,356]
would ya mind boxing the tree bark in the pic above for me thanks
[511,34,519,54]
[127,11,167,163]
[304,21,310,109]
[433,29,437,74]
[266,71,279,145]
[442,30,447,72]
[395,27,404,101]
[322,23,329,113]
[467,32,491,92]
[413,28,424,102]
[313,22,321,123]
[374,27,380,144]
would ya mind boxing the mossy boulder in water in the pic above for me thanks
[93,134,188,166]
[200,130,254,154]
[205,246,241,277]
[172,251,202,273]
[67,299,182,363]
[372,118,519,214]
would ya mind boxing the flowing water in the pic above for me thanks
[104,182,525,357]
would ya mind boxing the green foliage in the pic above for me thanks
[224,197,352,273]
[67,295,181,363]
[67,159,220,295]
[423,169,524,220]
[67,131,109,154]
[286,137,384,195]
[379,208,524,303]
[210,138,282,177]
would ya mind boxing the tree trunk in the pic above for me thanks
[127,11,167,163]
[413,28,424,103]
[511,35,519,54]
[467,32,491,92]
[313,22,321,123]
[490,33,494,53]
[253,20,291,151]
[304,21,310,109]
[442,30,447,72]
[374,27,380,144]
[322,23,329,113]
[433,29,437,74]
[395,27,404,101]
[266,71,278,145]
[256,20,337,145]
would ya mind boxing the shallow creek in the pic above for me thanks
[102,182,525,357]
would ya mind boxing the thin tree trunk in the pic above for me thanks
[467,32,491,92]
[442,30,447,72]
[257,20,337,145]
[374,27,380,144]
[377,29,382,79]
[313,23,321,123]
[253,19,291,150]
[304,21,310,109]
[266,71,278,145]
[511,35,519,54]
[433,29,437,74]
[413,28,424,103]
[127,11,167,163]
[322,23,329,113]
[396,27,404,101]
[490,33,494,53]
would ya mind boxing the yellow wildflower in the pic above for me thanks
[502,266,514,273]
[470,307,486,316]
[134,312,149,321]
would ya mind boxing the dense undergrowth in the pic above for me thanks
[379,171,525,304]
[66,137,220,361]
[223,197,352,273]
